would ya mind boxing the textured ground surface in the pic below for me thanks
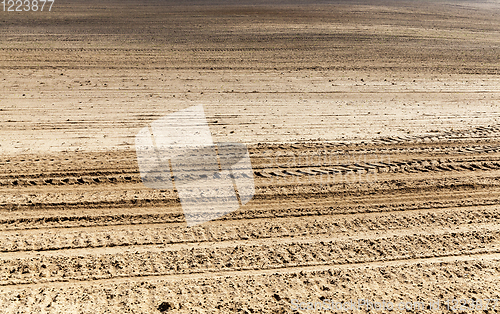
[2,0,500,313]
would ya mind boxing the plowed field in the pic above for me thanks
[2,0,500,313]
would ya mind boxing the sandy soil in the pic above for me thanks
[2,0,500,313]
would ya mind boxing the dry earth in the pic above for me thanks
[1,0,500,313]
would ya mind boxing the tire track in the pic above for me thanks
[0,225,499,286]
[0,204,499,253]
[374,124,500,145]
[3,149,500,187]
[1,254,499,313]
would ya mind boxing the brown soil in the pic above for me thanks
[1,0,500,313]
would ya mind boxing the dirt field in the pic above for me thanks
[2,0,500,312]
